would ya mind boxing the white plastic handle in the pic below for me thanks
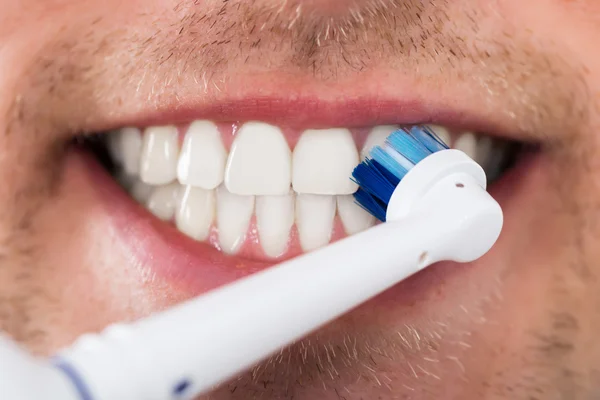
[51,150,502,400]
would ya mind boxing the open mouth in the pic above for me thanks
[82,116,523,271]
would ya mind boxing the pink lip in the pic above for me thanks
[133,97,442,128]
[98,95,518,142]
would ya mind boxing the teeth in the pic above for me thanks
[256,193,295,258]
[426,125,452,147]
[296,194,336,252]
[177,120,227,190]
[146,183,181,221]
[292,128,359,195]
[216,185,255,254]
[112,128,143,176]
[475,135,493,166]
[116,121,513,258]
[361,125,399,159]
[337,195,376,234]
[130,180,153,204]
[107,132,125,167]
[140,126,179,185]
[482,141,509,181]
[116,171,136,190]
[225,122,291,195]
[454,132,478,159]
[176,186,215,241]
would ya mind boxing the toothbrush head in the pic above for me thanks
[351,126,450,222]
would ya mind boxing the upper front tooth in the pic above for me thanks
[175,185,215,241]
[361,125,399,159]
[225,122,291,196]
[216,185,255,254]
[146,183,181,221]
[454,132,478,159]
[177,120,227,190]
[292,128,359,195]
[140,125,179,185]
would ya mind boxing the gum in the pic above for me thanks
[175,121,388,152]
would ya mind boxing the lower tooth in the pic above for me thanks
[216,185,254,254]
[116,171,136,191]
[130,180,153,204]
[256,193,295,258]
[337,195,376,234]
[146,183,181,221]
[296,194,335,252]
[176,186,215,241]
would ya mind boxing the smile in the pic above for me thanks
[80,95,526,290]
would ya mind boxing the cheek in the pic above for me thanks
[16,152,189,355]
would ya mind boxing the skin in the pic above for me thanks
[1,0,600,399]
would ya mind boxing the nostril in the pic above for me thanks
[455,183,464,188]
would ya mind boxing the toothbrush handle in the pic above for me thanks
[55,174,502,400]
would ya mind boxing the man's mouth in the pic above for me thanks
[83,114,522,269]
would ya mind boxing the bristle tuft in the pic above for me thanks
[410,126,449,152]
[351,126,448,221]
[353,189,387,222]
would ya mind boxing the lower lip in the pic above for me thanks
[75,147,535,304]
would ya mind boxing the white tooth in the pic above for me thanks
[146,183,181,221]
[177,120,227,189]
[224,122,291,195]
[140,125,179,185]
[296,194,336,252]
[256,193,294,258]
[484,141,508,181]
[216,185,254,254]
[454,132,478,159]
[176,186,215,241]
[475,136,493,166]
[130,180,153,204]
[107,131,124,167]
[426,125,452,147]
[337,195,376,234]
[114,127,143,175]
[361,125,399,159]
[116,171,136,190]
[292,128,359,195]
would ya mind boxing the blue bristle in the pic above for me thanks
[353,189,387,222]
[351,126,446,222]
[385,130,432,165]
[351,159,396,204]
[370,146,409,180]
[409,126,449,152]
[372,160,401,188]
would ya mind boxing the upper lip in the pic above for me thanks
[86,76,534,143]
